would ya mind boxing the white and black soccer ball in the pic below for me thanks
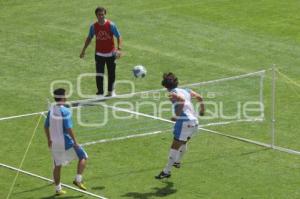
[132,65,147,78]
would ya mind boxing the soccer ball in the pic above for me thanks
[132,65,147,78]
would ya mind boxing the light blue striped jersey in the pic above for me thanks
[44,105,74,151]
[170,88,198,122]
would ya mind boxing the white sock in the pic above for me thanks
[163,149,179,174]
[55,183,62,191]
[75,174,82,183]
[176,144,187,163]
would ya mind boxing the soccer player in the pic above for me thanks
[44,88,88,195]
[80,6,122,97]
[155,72,205,179]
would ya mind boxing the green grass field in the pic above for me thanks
[1,0,300,198]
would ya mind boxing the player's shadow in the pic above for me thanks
[13,184,51,194]
[181,147,270,166]
[91,186,105,190]
[239,148,270,156]
[121,181,177,199]
[40,195,83,199]
[11,183,84,199]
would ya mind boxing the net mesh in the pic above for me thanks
[70,70,265,145]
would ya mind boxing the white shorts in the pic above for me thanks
[51,146,88,166]
[173,120,198,141]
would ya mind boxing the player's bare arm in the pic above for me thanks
[80,37,92,58]
[190,90,205,116]
[44,127,52,148]
[114,36,123,59]
[117,36,122,50]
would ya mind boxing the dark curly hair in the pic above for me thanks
[161,72,178,90]
[95,6,107,15]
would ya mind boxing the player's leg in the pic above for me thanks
[155,138,185,179]
[163,139,184,173]
[73,146,88,190]
[53,165,61,186]
[77,158,86,176]
[174,121,198,167]
[95,55,105,95]
[53,164,66,195]
[174,139,188,168]
[156,120,185,179]
[105,56,116,96]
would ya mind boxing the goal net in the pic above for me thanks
[71,70,266,147]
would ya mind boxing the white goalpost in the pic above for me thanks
[271,65,276,148]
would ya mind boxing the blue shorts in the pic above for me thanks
[74,146,88,160]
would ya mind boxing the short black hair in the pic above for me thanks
[53,88,65,102]
[95,6,106,15]
[161,72,178,90]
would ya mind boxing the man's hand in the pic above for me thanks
[48,140,52,148]
[74,143,80,149]
[114,50,122,59]
[171,116,177,122]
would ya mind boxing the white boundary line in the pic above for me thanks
[0,163,108,199]
[6,114,43,199]
[0,112,46,121]
[82,131,162,146]
[0,70,265,121]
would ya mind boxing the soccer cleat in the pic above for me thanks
[96,91,104,96]
[55,189,66,196]
[173,162,181,168]
[73,180,87,191]
[155,171,171,179]
[105,91,116,97]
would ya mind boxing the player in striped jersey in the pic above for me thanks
[44,88,88,195]
[155,73,205,179]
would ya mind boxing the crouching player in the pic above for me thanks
[44,88,88,195]
[155,73,205,179]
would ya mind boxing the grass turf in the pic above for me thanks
[0,0,300,198]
